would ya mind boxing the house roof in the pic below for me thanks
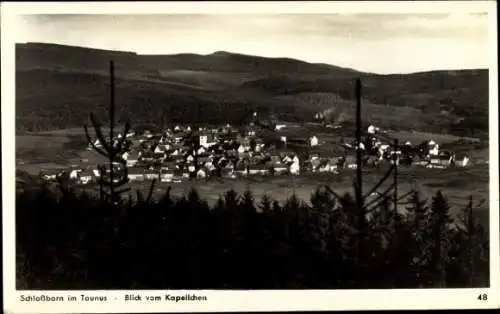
[270,155,281,162]
[79,169,94,176]
[249,163,269,170]
[40,167,63,175]
[128,167,145,175]
[235,163,247,171]
[344,155,357,164]
[161,161,177,168]
[273,164,288,169]
[287,138,308,146]
[455,152,470,159]
[308,147,324,155]
[319,159,331,167]
[144,168,159,174]
[141,151,155,158]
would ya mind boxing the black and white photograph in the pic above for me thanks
[2,1,499,313]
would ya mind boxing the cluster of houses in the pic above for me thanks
[40,124,320,185]
[38,123,471,185]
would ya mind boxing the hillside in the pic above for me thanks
[15,43,489,138]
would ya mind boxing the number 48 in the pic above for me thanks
[477,294,488,301]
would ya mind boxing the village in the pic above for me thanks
[38,117,473,186]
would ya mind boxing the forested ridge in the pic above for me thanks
[16,43,489,139]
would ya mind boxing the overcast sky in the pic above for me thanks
[14,13,490,74]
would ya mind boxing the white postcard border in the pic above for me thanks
[2,1,499,313]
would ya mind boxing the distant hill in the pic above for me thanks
[15,43,489,138]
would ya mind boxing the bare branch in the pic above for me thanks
[322,185,343,202]
[363,165,395,199]
[90,113,112,154]
[145,179,157,203]
[115,120,131,149]
[364,182,396,212]
[115,187,131,195]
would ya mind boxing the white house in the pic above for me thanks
[367,125,379,134]
[318,163,331,173]
[427,140,440,157]
[69,169,83,180]
[235,163,248,176]
[222,166,235,178]
[273,163,289,175]
[248,164,270,176]
[128,168,145,181]
[126,129,136,138]
[197,168,207,179]
[160,169,175,182]
[429,144,439,156]
[280,136,287,146]
[237,145,246,155]
[40,171,58,181]
[275,124,287,131]
[378,144,390,160]
[159,135,169,144]
[283,155,293,164]
[289,156,300,175]
[143,130,154,139]
[290,162,300,175]
[172,148,187,157]
[92,168,101,178]
[197,146,207,155]
[188,164,196,173]
[93,139,103,149]
[390,150,402,166]
[427,151,453,169]
[153,145,164,155]
[457,154,470,167]
[345,155,357,169]
[206,162,216,172]
[199,133,216,148]
[78,170,94,185]
[309,136,319,147]
[122,151,139,167]
[144,169,159,180]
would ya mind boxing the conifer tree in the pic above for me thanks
[83,61,156,205]
[429,190,453,287]
[260,194,272,213]
[405,191,431,286]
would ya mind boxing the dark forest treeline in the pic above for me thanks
[16,184,489,290]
